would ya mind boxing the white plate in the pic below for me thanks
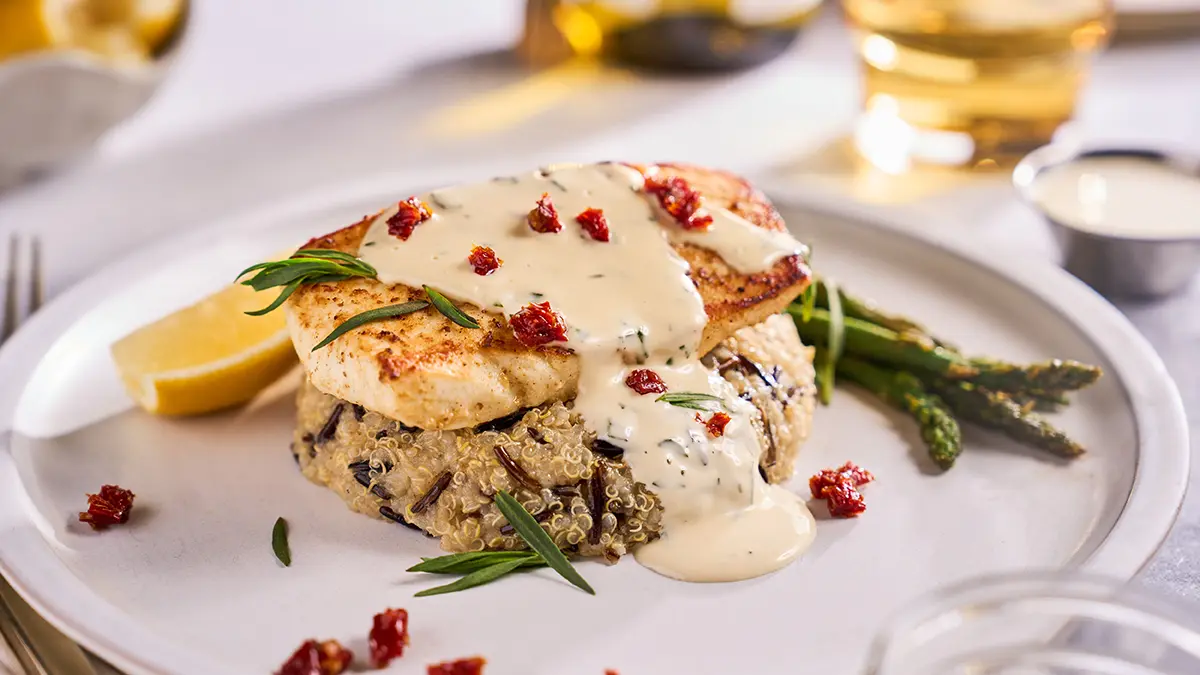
[0,176,1187,675]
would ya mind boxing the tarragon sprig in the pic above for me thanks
[235,249,377,316]
[408,490,594,597]
[655,392,723,411]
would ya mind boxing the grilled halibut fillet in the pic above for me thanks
[285,163,811,430]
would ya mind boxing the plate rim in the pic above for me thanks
[0,172,1188,675]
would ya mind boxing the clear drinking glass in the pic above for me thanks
[863,572,1200,675]
[843,0,1114,171]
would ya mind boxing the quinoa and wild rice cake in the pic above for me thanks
[292,315,816,560]
[283,163,818,570]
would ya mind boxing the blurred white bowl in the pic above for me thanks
[0,5,187,189]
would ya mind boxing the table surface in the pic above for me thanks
[1,1,1199,671]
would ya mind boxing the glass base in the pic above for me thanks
[862,571,1200,675]
[853,105,1062,173]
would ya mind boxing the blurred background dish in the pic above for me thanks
[521,0,826,70]
[0,0,187,189]
[1014,144,1200,299]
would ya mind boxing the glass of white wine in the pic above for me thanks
[843,0,1113,171]
[863,572,1200,675]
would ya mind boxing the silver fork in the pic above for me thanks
[0,235,105,675]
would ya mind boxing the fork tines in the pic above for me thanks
[3,234,43,343]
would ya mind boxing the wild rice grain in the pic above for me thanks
[493,446,539,490]
[499,509,552,535]
[411,471,452,514]
[592,439,624,458]
[316,403,345,444]
[587,463,606,545]
[379,505,423,531]
[475,409,527,433]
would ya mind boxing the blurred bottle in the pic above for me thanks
[844,0,1112,170]
[0,0,184,65]
[522,0,825,71]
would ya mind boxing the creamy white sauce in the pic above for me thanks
[1031,156,1200,240]
[358,163,814,582]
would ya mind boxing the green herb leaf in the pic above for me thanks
[799,280,817,323]
[242,261,354,291]
[409,551,542,575]
[655,392,724,411]
[424,286,480,329]
[294,249,378,275]
[414,557,531,597]
[272,517,291,567]
[494,490,594,595]
[246,279,303,316]
[819,278,844,406]
[234,260,277,281]
[311,301,430,351]
[234,251,376,317]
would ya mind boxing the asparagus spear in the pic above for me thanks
[929,380,1085,459]
[789,307,978,378]
[817,282,957,351]
[1010,390,1071,413]
[834,355,963,470]
[816,278,845,406]
[967,358,1102,394]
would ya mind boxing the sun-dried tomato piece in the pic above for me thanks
[823,481,867,518]
[427,656,487,675]
[509,302,568,346]
[605,670,621,675]
[276,639,353,675]
[387,197,433,240]
[644,175,712,231]
[809,462,873,518]
[575,208,610,242]
[703,411,731,437]
[369,608,410,668]
[527,193,562,233]
[625,369,667,395]
[78,484,135,530]
[467,245,502,276]
[809,461,874,499]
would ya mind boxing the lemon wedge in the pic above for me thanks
[112,282,298,416]
[0,0,184,63]
[0,0,71,59]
